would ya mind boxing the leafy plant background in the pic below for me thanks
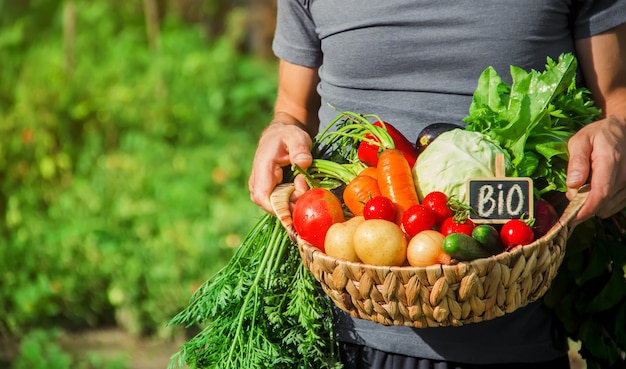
[0,0,277,367]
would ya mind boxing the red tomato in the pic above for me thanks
[422,191,454,225]
[292,188,346,252]
[439,217,475,236]
[357,121,419,168]
[363,196,396,222]
[500,219,535,250]
[402,204,436,238]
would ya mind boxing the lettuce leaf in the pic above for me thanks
[464,53,601,195]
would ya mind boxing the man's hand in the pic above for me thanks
[248,122,313,214]
[566,116,626,223]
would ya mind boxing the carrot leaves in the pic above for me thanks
[167,214,341,369]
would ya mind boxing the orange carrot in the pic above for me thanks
[343,174,381,216]
[376,149,420,219]
[358,166,378,180]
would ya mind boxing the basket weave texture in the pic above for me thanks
[271,183,589,328]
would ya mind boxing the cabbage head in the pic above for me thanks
[413,129,511,203]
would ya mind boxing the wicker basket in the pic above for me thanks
[270,183,589,328]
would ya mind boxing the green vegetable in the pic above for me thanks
[167,214,342,369]
[442,233,492,261]
[463,53,601,195]
[166,112,378,369]
[412,129,511,203]
[471,225,504,255]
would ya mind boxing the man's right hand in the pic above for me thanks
[248,122,313,214]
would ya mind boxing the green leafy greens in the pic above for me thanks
[464,53,601,195]
[166,112,388,369]
[167,214,341,369]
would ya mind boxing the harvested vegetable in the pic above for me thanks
[402,204,436,238]
[461,53,625,368]
[167,111,380,369]
[358,121,419,168]
[471,225,504,255]
[500,218,535,249]
[324,216,365,262]
[412,129,511,203]
[353,219,407,266]
[377,148,420,217]
[292,187,346,251]
[343,174,381,216]
[168,214,341,369]
[442,233,492,261]
[363,196,396,222]
[421,191,454,226]
[406,230,449,267]
[463,53,601,195]
[415,122,462,154]
[439,216,475,237]
[532,198,559,238]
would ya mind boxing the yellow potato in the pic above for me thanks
[324,216,365,262]
[353,219,407,266]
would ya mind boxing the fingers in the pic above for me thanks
[566,128,594,221]
[567,117,626,223]
[249,164,285,214]
[288,174,311,213]
[248,123,313,213]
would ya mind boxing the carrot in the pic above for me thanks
[343,174,381,216]
[358,166,378,180]
[376,149,419,220]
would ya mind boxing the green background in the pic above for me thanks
[0,1,277,367]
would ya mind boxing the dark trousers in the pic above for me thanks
[339,342,571,369]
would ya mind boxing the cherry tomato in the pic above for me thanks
[422,191,454,225]
[292,188,346,252]
[439,217,475,236]
[363,196,396,222]
[500,219,535,250]
[402,204,436,238]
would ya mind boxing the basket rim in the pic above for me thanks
[271,182,589,273]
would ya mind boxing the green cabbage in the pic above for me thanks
[412,129,511,203]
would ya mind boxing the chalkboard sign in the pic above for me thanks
[465,154,533,223]
[466,178,534,223]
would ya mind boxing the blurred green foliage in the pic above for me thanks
[0,0,277,366]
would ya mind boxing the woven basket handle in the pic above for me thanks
[270,183,591,241]
[270,182,298,242]
[559,184,590,237]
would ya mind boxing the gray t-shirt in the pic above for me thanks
[272,0,626,364]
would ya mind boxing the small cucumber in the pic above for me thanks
[471,225,505,255]
[442,233,492,261]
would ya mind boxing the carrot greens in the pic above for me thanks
[167,213,341,369]
[167,111,385,369]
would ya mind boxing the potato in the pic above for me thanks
[324,216,365,262]
[353,219,407,266]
